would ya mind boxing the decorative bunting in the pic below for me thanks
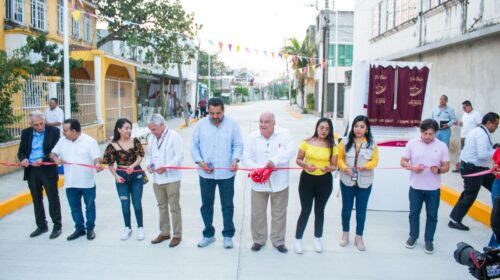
[245,47,250,53]
[228,44,232,52]
[218,42,223,51]
[236,45,241,53]
[72,10,81,21]
[271,52,275,58]
[208,40,214,46]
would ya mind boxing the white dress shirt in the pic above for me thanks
[44,107,64,132]
[460,125,494,168]
[147,128,184,184]
[242,127,296,192]
[51,133,101,188]
[461,110,482,138]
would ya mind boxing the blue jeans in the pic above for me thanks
[66,187,96,231]
[409,187,440,242]
[116,169,144,228]
[489,179,500,247]
[436,128,451,147]
[199,176,235,238]
[340,182,372,236]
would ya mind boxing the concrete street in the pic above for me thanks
[0,100,491,280]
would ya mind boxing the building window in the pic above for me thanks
[328,44,353,67]
[83,14,92,43]
[373,0,418,38]
[6,0,25,24]
[72,16,80,39]
[57,0,63,34]
[30,0,46,31]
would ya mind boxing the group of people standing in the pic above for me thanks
[429,95,499,249]
[17,96,498,254]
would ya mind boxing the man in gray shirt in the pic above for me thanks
[431,95,456,147]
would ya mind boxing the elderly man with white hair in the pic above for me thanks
[242,112,296,253]
[17,111,62,239]
[146,114,184,248]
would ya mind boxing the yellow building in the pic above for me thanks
[0,0,137,174]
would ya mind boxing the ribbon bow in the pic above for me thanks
[248,168,274,184]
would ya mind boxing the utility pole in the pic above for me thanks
[207,53,211,98]
[284,38,292,105]
[63,0,70,117]
[320,0,330,118]
[332,7,339,127]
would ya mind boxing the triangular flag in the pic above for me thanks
[271,52,275,58]
[245,47,250,53]
[263,50,267,56]
[284,53,289,59]
[255,49,259,55]
[236,45,241,53]
[72,10,81,22]
[218,42,223,51]
[228,44,232,52]
[278,53,283,59]
[303,67,308,74]
[208,40,214,46]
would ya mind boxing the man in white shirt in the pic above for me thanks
[146,114,184,248]
[44,98,64,133]
[242,112,296,253]
[50,119,103,241]
[449,112,499,231]
[453,101,482,172]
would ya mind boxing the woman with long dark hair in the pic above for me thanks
[338,115,378,251]
[294,118,338,254]
[103,118,146,241]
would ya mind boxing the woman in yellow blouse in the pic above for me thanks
[294,118,338,254]
[337,115,379,251]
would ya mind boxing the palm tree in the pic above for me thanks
[281,35,316,109]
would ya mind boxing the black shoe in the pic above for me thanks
[30,227,48,238]
[251,243,263,252]
[276,245,288,253]
[67,230,86,241]
[49,228,62,239]
[87,230,96,240]
[451,169,460,173]
[448,221,470,231]
[424,242,434,254]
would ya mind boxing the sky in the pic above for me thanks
[181,0,355,82]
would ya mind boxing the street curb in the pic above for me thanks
[178,118,199,129]
[441,185,491,227]
[0,177,64,218]
[286,109,302,120]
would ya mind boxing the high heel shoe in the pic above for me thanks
[354,235,366,251]
[339,232,349,247]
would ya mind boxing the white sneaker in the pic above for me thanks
[314,237,323,253]
[136,227,145,241]
[121,227,132,240]
[223,237,233,249]
[294,239,303,254]
[197,237,216,248]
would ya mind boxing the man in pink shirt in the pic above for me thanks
[401,119,450,254]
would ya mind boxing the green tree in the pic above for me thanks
[95,0,201,126]
[281,36,316,110]
[0,51,29,142]
[20,34,83,113]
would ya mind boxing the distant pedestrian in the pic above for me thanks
[431,95,456,147]
[102,118,146,241]
[50,119,103,241]
[44,98,64,133]
[337,115,379,251]
[449,112,499,231]
[401,119,450,254]
[453,100,482,172]
[191,97,244,249]
[147,114,184,248]
[17,111,62,239]
[199,99,207,117]
[294,118,338,254]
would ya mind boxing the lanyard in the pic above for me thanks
[479,126,493,147]
[354,143,362,167]
[156,129,168,150]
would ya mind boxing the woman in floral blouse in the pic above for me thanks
[103,118,146,241]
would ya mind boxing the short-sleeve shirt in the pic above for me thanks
[44,107,64,132]
[493,148,500,179]
[299,140,338,176]
[402,137,450,190]
[51,133,101,188]
[102,138,145,166]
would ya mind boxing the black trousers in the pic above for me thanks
[295,171,333,239]
[450,161,494,223]
[27,167,61,229]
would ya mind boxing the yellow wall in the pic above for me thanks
[1,0,5,50]
[2,0,96,50]
[82,124,105,143]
